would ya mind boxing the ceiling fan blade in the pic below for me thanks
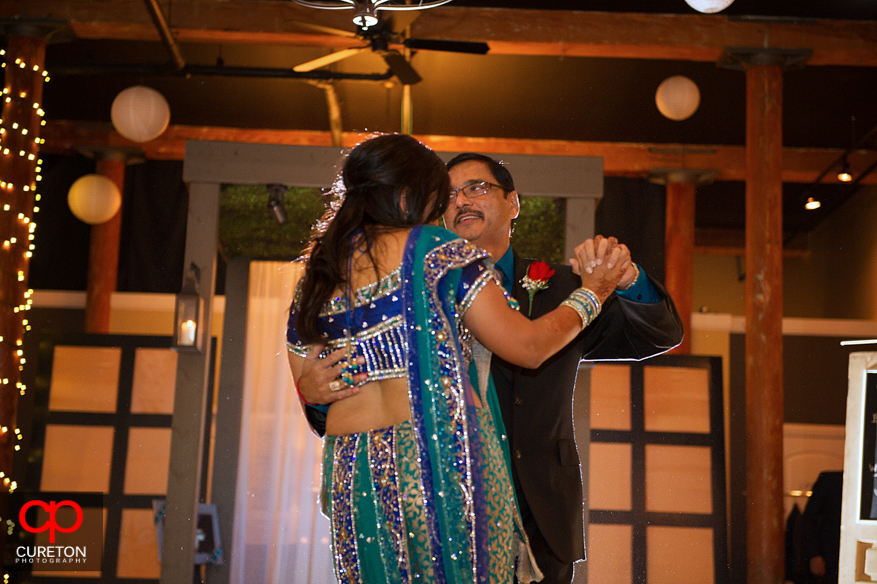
[381,51,422,85]
[404,38,489,55]
[286,19,359,38]
[293,47,368,72]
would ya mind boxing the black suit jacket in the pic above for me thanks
[490,252,683,563]
[802,471,843,579]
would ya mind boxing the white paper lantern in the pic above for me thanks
[684,0,734,13]
[655,75,701,121]
[111,85,170,142]
[68,174,122,224]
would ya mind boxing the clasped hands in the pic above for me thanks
[571,235,637,303]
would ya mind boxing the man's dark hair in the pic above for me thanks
[446,152,515,194]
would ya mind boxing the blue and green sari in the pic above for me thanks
[317,226,540,584]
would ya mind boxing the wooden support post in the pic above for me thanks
[744,60,785,584]
[84,152,126,333]
[160,181,219,584]
[0,31,46,544]
[205,257,249,584]
[651,168,714,355]
[664,181,695,354]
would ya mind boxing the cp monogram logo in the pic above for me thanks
[19,500,83,543]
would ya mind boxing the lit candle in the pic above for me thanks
[179,319,197,346]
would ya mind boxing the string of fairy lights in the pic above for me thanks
[0,45,49,565]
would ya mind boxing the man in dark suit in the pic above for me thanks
[802,471,843,584]
[442,153,683,584]
[298,153,683,583]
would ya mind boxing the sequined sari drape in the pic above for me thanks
[315,226,540,584]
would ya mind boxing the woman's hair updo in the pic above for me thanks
[296,134,450,342]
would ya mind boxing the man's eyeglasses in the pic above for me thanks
[449,181,504,202]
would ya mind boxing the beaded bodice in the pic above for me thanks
[287,259,495,384]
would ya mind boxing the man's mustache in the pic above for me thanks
[453,208,484,226]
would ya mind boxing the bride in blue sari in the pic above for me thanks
[286,134,626,584]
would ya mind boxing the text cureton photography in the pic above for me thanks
[11,494,104,573]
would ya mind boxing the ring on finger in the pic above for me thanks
[329,380,343,392]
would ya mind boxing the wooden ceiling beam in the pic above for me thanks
[6,1,877,66]
[40,120,877,185]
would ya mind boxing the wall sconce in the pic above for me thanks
[173,263,205,353]
[805,197,821,210]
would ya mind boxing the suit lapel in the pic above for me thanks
[511,252,531,313]
[489,252,530,380]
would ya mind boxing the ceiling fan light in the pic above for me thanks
[805,197,821,210]
[353,10,379,28]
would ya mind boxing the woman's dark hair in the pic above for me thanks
[297,133,450,342]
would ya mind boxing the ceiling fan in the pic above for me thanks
[289,0,489,85]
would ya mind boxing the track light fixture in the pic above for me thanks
[837,158,853,182]
[267,184,288,224]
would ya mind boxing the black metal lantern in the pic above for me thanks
[172,263,205,353]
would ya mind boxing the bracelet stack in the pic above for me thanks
[560,288,602,330]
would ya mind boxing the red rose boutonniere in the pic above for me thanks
[520,261,555,316]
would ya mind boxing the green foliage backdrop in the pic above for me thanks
[511,196,566,264]
[219,187,566,263]
[219,184,325,260]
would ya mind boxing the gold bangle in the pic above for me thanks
[617,264,640,291]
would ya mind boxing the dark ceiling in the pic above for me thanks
[8,0,877,291]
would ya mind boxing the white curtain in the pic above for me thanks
[230,261,335,584]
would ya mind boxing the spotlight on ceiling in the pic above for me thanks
[837,158,853,182]
[267,184,288,224]
[805,197,821,210]
[684,0,735,14]
[292,0,454,29]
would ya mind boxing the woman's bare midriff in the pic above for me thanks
[325,378,411,436]
[320,227,483,436]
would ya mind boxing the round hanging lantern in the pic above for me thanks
[655,75,701,121]
[683,0,734,13]
[111,85,170,142]
[68,174,122,224]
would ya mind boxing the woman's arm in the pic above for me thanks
[463,243,628,369]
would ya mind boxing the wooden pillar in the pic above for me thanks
[160,181,218,584]
[0,30,46,517]
[651,169,715,355]
[84,151,126,333]
[206,257,249,584]
[744,59,785,584]
[664,181,695,354]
